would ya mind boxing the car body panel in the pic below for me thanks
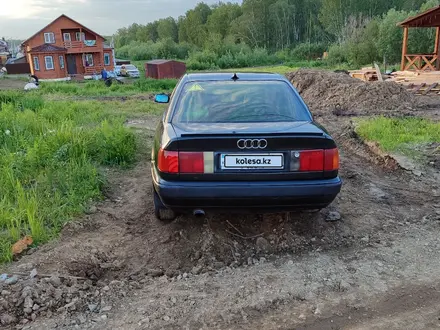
[151,72,342,214]
[152,166,341,212]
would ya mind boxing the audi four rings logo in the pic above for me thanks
[237,139,268,149]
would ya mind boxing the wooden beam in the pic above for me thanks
[421,55,438,71]
[26,46,34,76]
[401,27,409,71]
[404,55,419,71]
[374,63,383,81]
[435,27,439,53]
[414,83,426,94]
[436,27,440,70]
[424,82,438,95]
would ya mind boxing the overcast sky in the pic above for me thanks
[1,0,240,40]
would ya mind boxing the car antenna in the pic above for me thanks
[231,73,239,81]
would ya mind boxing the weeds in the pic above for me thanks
[133,78,177,92]
[0,97,136,262]
[356,116,440,156]
[39,78,177,97]
[0,90,44,111]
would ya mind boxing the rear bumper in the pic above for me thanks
[152,169,342,212]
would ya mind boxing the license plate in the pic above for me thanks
[221,153,284,169]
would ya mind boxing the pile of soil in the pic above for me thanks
[286,69,420,116]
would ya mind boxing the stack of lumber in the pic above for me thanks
[390,71,438,84]
[389,71,440,95]
[349,66,379,81]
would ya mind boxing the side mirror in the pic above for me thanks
[154,93,170,103]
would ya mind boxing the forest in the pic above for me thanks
[114,0,440,70]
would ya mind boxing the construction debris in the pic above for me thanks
[349,67,378,81]
[390,71,440,95]
[349,66,390,82]
[286,69,418,116]
[349,67,440,95]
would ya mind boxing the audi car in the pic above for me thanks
[151,72,342,221]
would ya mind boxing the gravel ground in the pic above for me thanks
[1,94,440,330]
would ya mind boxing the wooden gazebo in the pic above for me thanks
[399,5,440,71]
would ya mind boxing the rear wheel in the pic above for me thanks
[305,208,322,213]
[153,189,176,222]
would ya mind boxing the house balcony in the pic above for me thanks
[84,65,104,75]
[63,40,100,53]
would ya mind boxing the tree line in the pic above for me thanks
[114,0,440,69]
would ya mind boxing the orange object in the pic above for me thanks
[12,235,33,255]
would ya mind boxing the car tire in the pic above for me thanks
[153,189,176,222]
[303,209,322,214]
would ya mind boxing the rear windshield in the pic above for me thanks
[171,80,310,123]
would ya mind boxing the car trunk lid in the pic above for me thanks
[159,122,338,181]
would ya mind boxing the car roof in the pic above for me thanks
[184,72,287,82]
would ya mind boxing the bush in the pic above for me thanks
[174,42,192,59]
[275,49,291,62]
[186,47,279,70]
[346,19,380,66]
[327,44,349,65]
[217,51,239,69]
[116,39,192,61]
[291,43,327,61]
[221,42,252,57]
[186,50,220,70]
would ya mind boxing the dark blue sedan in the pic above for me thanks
[151,72,342,221]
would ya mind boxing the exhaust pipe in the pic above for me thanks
[193,209,205,218]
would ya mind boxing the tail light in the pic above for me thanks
[324,148,339,171]
[300,150,324,171]
[158,149,214,174]
[291,148,339,172]
[179,152,204,173]
[158,148,339,174]
[158,149,178,173]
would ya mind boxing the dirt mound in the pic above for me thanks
[286,69,419,116]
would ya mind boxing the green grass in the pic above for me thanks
[356,117,440,157]
[0,90,147,262]
[38,78,177,97]
[0,74,29,81]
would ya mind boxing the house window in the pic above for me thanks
[44,56,54,70]
[104,53,110,66]
[63,33,71,42]
[84,54,94,66]
[44,32,55,43]
[75,32,85,41]
[59,55,65,69]
[33,56,40,71]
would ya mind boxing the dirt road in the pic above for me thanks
[1,99,440,329]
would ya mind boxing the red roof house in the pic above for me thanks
[21,14,114,79]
